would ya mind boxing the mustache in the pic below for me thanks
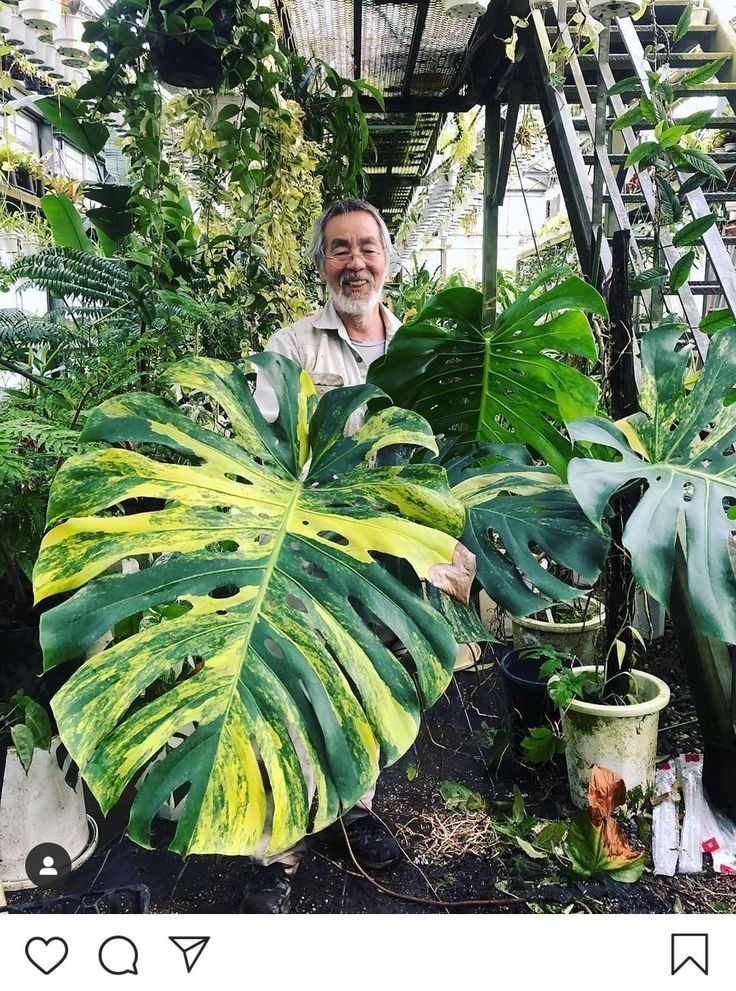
[340,273,373,285]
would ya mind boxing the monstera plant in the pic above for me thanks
[33,354,478,857]
[446,444,608,615]
[566,324,736,814]
[369,268,607,480]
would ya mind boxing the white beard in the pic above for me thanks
[332,281,382,316]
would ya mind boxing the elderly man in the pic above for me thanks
[253,197,400,426]
[244,199,403,913]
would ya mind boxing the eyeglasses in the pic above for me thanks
[324,248,384,263]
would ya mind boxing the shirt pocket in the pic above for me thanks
[309,372,344,396]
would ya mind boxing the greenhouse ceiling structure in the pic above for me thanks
[274,0,516,233]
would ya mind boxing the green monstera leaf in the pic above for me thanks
[446,445,609,615]
[567,325,736,644]
[33,354,475,858]
[369,269,607,479]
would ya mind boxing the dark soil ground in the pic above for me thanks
[5,628,736,915]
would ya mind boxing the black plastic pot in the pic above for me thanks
[500,648,554,728]
[14,168,34,192]
[149,0,234,89]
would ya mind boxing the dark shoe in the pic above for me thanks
[239,863,293,914]
[330,816,403,871]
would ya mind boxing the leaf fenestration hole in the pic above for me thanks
[317,531,349,546]
[209,584,240,599]
[264,638,284,660]
[285,594,308,613]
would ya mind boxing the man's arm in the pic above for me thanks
[251,327,301,423]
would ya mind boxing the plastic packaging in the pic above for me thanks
[678,752,705,873]
[652,760,680,875]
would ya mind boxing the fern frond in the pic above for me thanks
[8,249,133,311]
[0,308,74,343]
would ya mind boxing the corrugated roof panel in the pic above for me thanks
[410,0,476,95]
[362,1,416,94]
[283,0,354,79]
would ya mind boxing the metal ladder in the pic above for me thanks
[531,0,736,359]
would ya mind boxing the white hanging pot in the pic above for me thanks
[55,10,86,55]
[558,667,670,808]
[0,737,98,890]
[60,47,89,67]
[0,6,13,33]
[5,11,26,45]
[18,0,59,32]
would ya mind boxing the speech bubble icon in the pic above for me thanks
[99,935,139,975]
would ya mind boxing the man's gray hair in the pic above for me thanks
[308,199,393,273]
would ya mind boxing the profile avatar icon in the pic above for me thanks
[39,855,58,877]
[25,842,72,888]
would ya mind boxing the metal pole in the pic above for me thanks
[483,101,500,329]
[591,20,610,289]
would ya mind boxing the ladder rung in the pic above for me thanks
[608,191,736,202]
[688,282,727,294]
[635,236,736,246]
[583,152,736,165]
[548,23,718,35]
[565,84,736,101]
[573,115,736,131]
[576,51,732,67]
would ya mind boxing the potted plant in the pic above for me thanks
[511,594,605,665]
[566,322,736,816]
[545,653,670,808]
[499,643,571,729]
[0,693,97,889]
[55,5,89,60]
[18,0,60,31]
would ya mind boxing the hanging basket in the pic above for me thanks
[148,0,236,89]
[18,0,59,32]
[55,11,87,58]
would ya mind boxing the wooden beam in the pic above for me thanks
[402,0,431,98]
[359,95,477,114]
[353,0,362,80]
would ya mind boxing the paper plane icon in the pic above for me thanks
[169,936,210,973]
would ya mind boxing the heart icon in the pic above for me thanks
[25,937,69,975]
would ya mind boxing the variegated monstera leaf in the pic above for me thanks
[567,325,736,644]
[446,445,609,615]
[33,354,474,858]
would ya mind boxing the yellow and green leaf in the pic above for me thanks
[34,353,470,857]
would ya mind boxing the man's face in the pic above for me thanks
[321,211,389,315]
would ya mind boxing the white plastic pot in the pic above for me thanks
[5,10,26,44]
[560,667,670,808]
[0,738,98,890]
[690,6,708,25]
[512,597,605,665]
[55,11,87,57]
[18,0,59,31]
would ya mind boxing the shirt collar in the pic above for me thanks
[313,297,401,342]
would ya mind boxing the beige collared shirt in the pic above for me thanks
[253,297,401,433]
